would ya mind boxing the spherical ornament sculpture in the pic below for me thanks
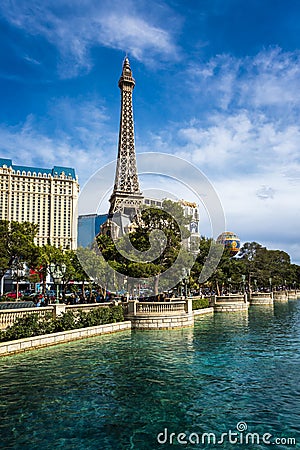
[217,232,241,256]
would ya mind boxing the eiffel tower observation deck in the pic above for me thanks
[102,57,144,238]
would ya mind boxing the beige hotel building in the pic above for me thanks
[0,158,79,249]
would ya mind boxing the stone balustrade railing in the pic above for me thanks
[250,291,273,305]
[124,299,193,329]
[0,307,53,330]
[65,303,112,313]
[212,294,247,304]
[0,303,114,330]
[210,294,248,312]
[250,292,273,299]
[136,301,186,315]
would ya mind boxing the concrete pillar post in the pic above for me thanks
[127,300,137,316]
[185,298,193,314]
[210,295,216,306]
[52,304,66,319]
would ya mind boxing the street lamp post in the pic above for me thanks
[269,277,272,293]
[254,279,257,292]
[241,274,246,294]
[180,280,184,298]
[12,258,29,300]
[182,268,187,299]
[198,275,202,297]
[227,277,232,294]
[49,263,66,303]
[182,268,190,299]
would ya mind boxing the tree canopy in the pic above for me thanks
[0,220,39,280]
[96,200,194,294]
[189,238,299,293]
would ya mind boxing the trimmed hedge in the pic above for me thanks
[0,305,124,343]
[192,298,210,310]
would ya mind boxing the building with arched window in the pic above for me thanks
[0,158,79,249]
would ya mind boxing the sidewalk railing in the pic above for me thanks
[0,307,53,330]
[0,303,114,330]
[126,299,191,316]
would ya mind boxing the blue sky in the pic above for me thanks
[0,0,300,264]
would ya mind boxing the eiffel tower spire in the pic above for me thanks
[108,57,144,218]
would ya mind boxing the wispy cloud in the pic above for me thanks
[256,185,275,200]
[0,97,118,181]
[135,47,300,261]
[99,14,177,62]
[145,110,300,181]
[0,0,179,77]
[186,47,300,115]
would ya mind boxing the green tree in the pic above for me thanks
[238,242,298,290]
[0,220,39,294]
[36,244,65,295]
[96,200,193,295]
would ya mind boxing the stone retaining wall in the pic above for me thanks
[124,299,194,330]
[127,313,194,330]
[210,295,249,312]
[213,302,249,312]
[274,292,288,302]
[0,321,132,357]
[193,307,214,316]
[250,293,274,305]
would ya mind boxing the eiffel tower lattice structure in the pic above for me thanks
[102,57,144,238]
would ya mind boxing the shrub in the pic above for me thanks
[77,305,124,328]
[0,305,125,342]
[110,305,124,323]
[52,310,79,332]
[192,298,210,310]
[0,313,54,342]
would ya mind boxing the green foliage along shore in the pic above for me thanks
[0,305,124,343]
[192,298,210,310]
[1,216,300,301]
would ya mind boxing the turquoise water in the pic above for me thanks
[0,302,299,449]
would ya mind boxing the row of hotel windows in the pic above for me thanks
[144,199,163,206]
[0,184,72,195]
[1,174,73,183]
[0,168,75,179]
[6,186,74,194]
[0,174,76,184]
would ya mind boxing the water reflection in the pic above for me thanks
[0,302,299,449]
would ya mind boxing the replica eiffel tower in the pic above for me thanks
[101,57,144,238]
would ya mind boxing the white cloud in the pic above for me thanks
[99,14,177,61]
[186,47,300,114]
[213,174,300,263]
[0,0,179,77]
[137,107,300,261]
[0,98,118,182]
[256,185,275,200]
[163,111,300,182]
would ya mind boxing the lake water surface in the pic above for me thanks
[0,301,299,449]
